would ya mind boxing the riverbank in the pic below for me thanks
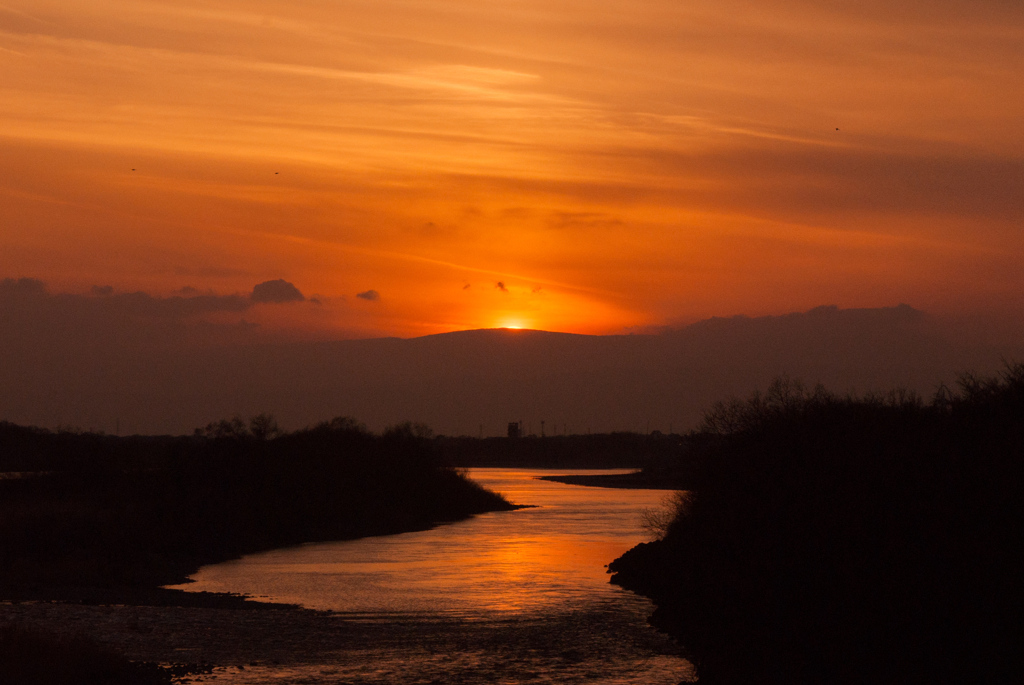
[1,419,519,601]
[0,419,524,680]
[608,370,1024,685]
[538,469,685,490]
[0,621,195,685]
[1,599,325,681]
[437,432,683,469]
[3,593,690,684]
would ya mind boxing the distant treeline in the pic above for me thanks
[436,432,683,469]
[0,418,515,597]
[2,419,685,473]
[609,367,1023,685]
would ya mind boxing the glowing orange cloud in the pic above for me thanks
[1,0,1022,337]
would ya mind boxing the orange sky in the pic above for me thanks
[2,0,1022,338]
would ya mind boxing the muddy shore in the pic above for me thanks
[538,471,685,490]
[2,596,690,684]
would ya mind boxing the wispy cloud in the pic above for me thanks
[1,0,1022,334]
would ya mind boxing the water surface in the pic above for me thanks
[173,469,692,683]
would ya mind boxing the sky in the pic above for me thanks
[2,0,1022,339]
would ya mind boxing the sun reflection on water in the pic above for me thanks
[173,469,693,683]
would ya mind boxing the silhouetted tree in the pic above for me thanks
[195,416,248,439]
[248,413,280,441]
[384,421,434,439]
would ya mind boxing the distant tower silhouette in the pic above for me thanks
[541,420,545,437]
[507,421,522,439]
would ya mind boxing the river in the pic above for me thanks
[170,468,693,683]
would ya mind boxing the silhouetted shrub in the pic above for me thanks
[611,365,1024,685]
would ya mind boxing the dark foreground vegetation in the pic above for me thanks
[0,623,192,685]
[609,367,1023,684]
[0,417,516,598]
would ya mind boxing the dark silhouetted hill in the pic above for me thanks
[3,281,1022,436]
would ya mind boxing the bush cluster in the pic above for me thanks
[0,417,513,593]
[611,366,1023,685]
